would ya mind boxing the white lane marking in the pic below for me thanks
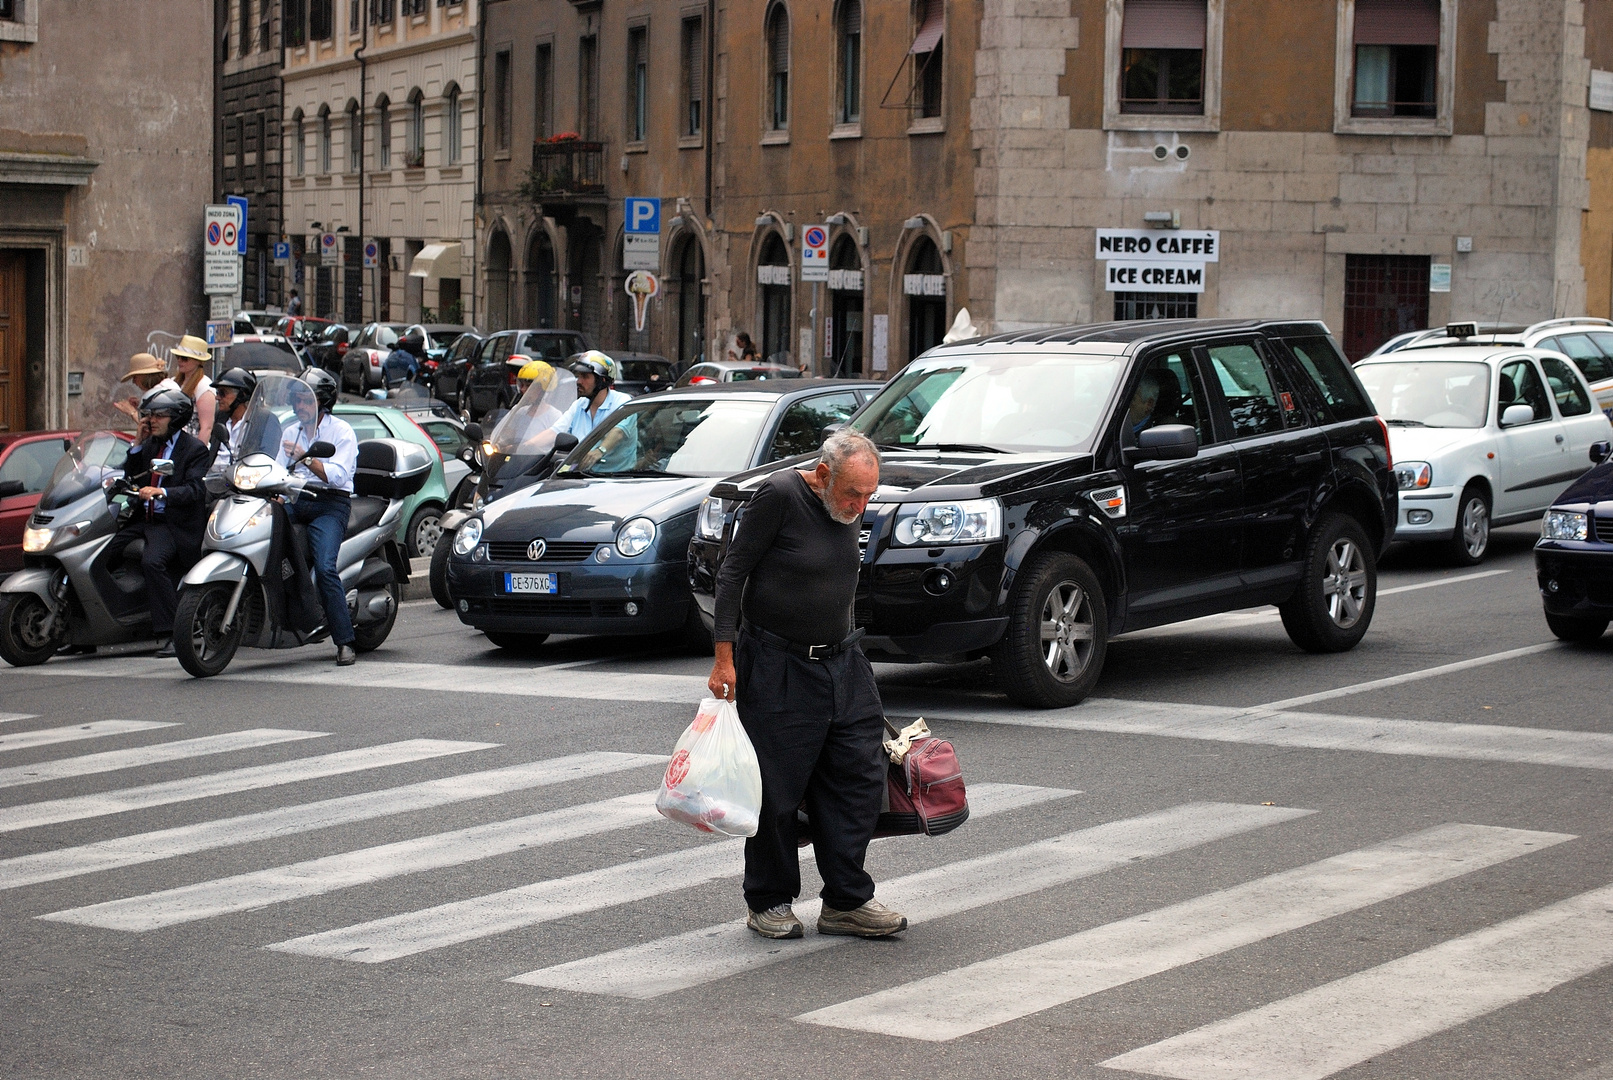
[932,697,1613,771]
[0,752,663,891]
[42,792,663,931]
[1377,567,1513,596]
[1255,642,1560,712]
[265,782,1075,964]
[795,823,1573,1042]
[0,714,39,724]
[1103,883,1613,1080]
[0,739,495,835]
[512,802,1308,999]
[0,720,177,753]
[0,728,328,790]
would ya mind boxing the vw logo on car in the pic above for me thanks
[526,539,547,561]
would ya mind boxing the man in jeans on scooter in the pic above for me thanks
[278,369,360,666]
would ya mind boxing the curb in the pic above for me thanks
[403,556,434,602]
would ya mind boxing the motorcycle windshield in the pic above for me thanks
[38,431,129,511]
[238,372,317,465]
[486,368,578,463]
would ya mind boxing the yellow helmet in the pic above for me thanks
[516,359,558,391]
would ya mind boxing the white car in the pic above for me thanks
[1355,344,1613,563]
[1401,318,1613,418]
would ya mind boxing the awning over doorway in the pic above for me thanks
[409,242,461,280]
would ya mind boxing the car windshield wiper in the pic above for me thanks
[1383,419,1427,427]
[874,442,917,452]
[909,442,1005,453]
[585,469,697,479]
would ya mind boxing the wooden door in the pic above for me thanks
[0,252,25,433]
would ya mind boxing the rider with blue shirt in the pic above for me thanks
[552,352,635,470]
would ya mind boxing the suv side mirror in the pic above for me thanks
[1591,440,1612,464]
[1126,424,1199,463]
[0,480,25,499]
[820,422,849,442]
[1500,404,1535,428]
[553,432,579,454]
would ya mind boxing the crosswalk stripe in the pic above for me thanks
[0,752,663,891]
[0,739,495,835]
[794,822,1574,1041]
[511,802,1311,999]
[41,792,663,931]
[0,720,177,753]
[0,729,328,791]
[264,782,1076,964]
[932,697,1613,771]
[1101,882,1613,1080]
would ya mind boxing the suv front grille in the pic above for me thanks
[486,540,599,562]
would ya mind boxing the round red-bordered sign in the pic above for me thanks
[207,222,222,246]
[804,226,827,248]
[222,223,237,247]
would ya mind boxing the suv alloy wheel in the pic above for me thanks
[1278,513,1377,652]
[993,552,1108,708]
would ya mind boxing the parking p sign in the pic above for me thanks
[624,197,661,270]
[801,225,829,282]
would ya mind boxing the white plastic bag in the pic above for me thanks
[655,697,762,837]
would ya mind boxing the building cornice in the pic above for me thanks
[282,28,475,82]
[0,152,100,187]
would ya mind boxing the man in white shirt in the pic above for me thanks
[277,369,361,666]
[551,351,634,470]
[209,368,256,470]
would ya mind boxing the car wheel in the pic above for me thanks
[485,631,549,654]
[0,593,61,667]
[1279,512,1377,653]
[429,530,454,609]
[1446,484,1491,566]
[407,505,444,559]
[991,551,1108,709]
[1544,612,1608,643]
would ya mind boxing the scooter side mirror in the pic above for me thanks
[462,422,483,443]
[553,432,579,454]
[150,458,175,476]
[302,441,337,460]
[0,480,25,498]
[204,471,231,497]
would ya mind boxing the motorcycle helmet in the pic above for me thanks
[214,367,257,405]
[569,350,618,390]
[515,359,557,395]
[401,332,427,358]
[300,367,340,413]
[137,386,195,435]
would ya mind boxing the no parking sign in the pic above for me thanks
[801,225,829,282]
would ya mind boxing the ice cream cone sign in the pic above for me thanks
[625,270,660,333]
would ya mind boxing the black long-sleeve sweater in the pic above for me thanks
[712,468,861,645]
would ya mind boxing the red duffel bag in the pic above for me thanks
[874,717,970,838]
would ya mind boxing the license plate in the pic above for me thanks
[503,572,558,594]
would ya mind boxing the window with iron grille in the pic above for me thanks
[343,236,363,324]
[1119,0,1205,114]
[627,26,648,143]
[1114,292,1199,320]
[493,50,512,151]
[682,17,704,137]
[766,4,790,130]
[1342,255,1429,361]
[534,43,553,140]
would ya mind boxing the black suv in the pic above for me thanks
[687,319,1396,708]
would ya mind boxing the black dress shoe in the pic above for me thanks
[154,638,177,659]
[335,644,356,666]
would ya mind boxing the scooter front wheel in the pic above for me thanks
[0,593,60,667]
[173,582,244,678]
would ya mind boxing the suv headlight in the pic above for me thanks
[893,500,1003,546]
[452,517,483,555]
[697,496,726,541]
[617,517,657,557]
[232,461,274,491]
[1393,461,1432,490]
[1542,509,1589,541]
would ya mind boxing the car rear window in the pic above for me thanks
[619,360,675,381]
[729,367,800,381]
[1284,336,1374,422]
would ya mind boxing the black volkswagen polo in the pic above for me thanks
[688,319,1397,707]
[1534,438,1613,642]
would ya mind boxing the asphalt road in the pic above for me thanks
[2,522,1610,1080]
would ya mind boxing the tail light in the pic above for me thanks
[337,342,348,354]
[1375,415,1392,469]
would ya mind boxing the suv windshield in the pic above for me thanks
[1357,361,1490,428]
[854,352,1124,453]
[559,397,774,477]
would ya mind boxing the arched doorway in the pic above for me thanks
[828,235,864,377]
[486,229,512,332]
[758,233,791,364]
[905,236,946,362]
[675,236,706,367]
[569,221,603,343]
[525,230,557,328]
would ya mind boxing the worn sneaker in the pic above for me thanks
[746,903,804,939]
[817,898,908,938]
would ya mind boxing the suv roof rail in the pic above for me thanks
[1524,317,1613,335]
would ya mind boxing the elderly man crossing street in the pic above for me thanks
[708,429,905,940]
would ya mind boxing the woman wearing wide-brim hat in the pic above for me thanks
[113,353,180,421]
[168,335,217,445]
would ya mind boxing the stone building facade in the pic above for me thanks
[217,0,286,311]
[0,0,213,431]
[282,0,477,326]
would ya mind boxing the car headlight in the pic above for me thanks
[232,461,274,491]
[21,526,53,553]
[893,500,1004,546]
[1542,509,1589,541]
[616,517,657,557]
[697,497,726,541]
[1393,461,1432,490]
[453,517,483,555]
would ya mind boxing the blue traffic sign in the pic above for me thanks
[226,195,249,254]
[272,241,291,261]
[625,198,661,235]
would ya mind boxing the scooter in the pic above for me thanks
[0,432,163,666]
[171,374,432,677]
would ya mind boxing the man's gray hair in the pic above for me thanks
[820,428,880,475]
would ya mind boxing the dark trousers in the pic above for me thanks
[106,519,200,636]
[735,629,886,913]
[286,492,354,645]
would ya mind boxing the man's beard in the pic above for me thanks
[815,483,862,525]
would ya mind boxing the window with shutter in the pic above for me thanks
[910,0,944,118]
[1351,0,1438,117]
[1119,0,1205,114]
[628,26,648,143]
[767,5,790,130]
[838,1,862,124]
[534,44,553,141]
[494,50,511,151]
[683,17,704,137]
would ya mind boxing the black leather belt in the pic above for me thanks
[742,621,864,661]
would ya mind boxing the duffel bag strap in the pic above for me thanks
[882,716,931,764]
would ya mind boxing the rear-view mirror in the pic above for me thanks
[553,433,579,454]
[1591,440,1612,464]
[150,458,175,476]
[1127,424,1199,463]
[303,440,336,460]
[0,480,25,499]
[462,422,483,443]
[1500,404,1535,428]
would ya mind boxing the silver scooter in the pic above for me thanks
[172,373,432,677]
[0,432,167,666]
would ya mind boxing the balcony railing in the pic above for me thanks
[524,140,605,199]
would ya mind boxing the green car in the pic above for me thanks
[332,402,451,558]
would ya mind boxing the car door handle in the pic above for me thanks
[1205,469,1236,482]
[1294,451,1324,464]
[1555,434,1565,444]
